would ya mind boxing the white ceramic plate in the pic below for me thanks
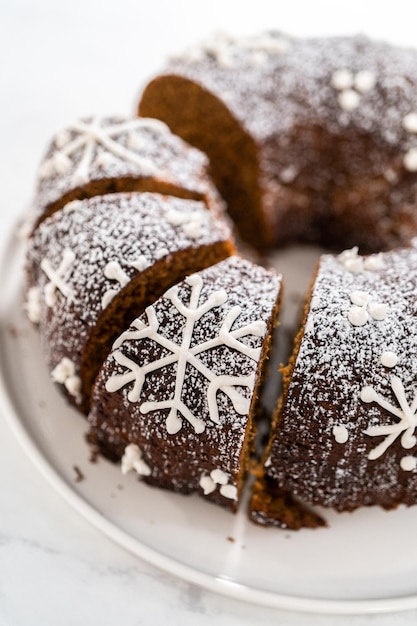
[2,227,417,615]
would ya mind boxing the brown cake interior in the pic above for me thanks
[79,240,235,414]
[230,283,283,506]
[139,75,271,249]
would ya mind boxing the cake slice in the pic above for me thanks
[25,192,234,413]
[139,33,417,253]
[28,115,224,231]
[88,256,282,512]
[250,246,417,528]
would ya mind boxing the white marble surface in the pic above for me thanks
[2,1,417,623]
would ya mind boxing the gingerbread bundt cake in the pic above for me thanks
[25,192,234,413]
[139,33,417,253]
[23,32,417,527]
[251,245,417,529]
[88,256,282,511]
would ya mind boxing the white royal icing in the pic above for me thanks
[199,467,238,500]
[106,274,266,435]
[40,248,75,307]
[121,443,151,476]
[332,425,349,444]
[51,357,82,403]
[25,286,42,324]
[380,351,398,368]
[362,376,417,462]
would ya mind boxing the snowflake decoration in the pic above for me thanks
[101,257,150,309]
[361,376,417,461]
[106,274,267,435]
[40,248,75,306]
[39,117,165,186]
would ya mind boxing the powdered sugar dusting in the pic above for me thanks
[89,256,281,507]
[32,115,214,227]
[264,247,417,511]
[158,33,417,251]
[26,192,232,406]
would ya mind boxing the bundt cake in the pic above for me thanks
[88,256,282,511]
[250,245,417,529]
[139,32,417,253]
[29,115,224,231]
[22,32,417,528]
[25,192,234,413]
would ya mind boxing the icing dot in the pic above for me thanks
[361,386,377,403]
[166,208,186,226]
[199,475,216,495]
[338,89,360,112]
[51,357,81,403]
[404,148,417,172]
[368,302,388,321]
[354,70,376,93]
[332,425,349,444]
[280,165,298,183]
[349,290,371,306]
[96,151,116,168]
[129,256,148,272]
[403,112,417,134]
[348,306,368,326]
[344,257,364,273]
[210,468,228,485]
[154,247,169,260]
[183,216,204,239]
[25,286,42,324]
[53,152,72,174]
[219,484,238,500]
[380,351,398,368]
[51,356,76,383]
[121,443,151,476]
[331,69,354,90]
[64,375,82,401]
[363,254,384,271]
[264,456,271,468]
[400,456,417,472]
[384,168,398,184]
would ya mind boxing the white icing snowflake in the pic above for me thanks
[101,257,150,309]
[106,274,266,435]
[361,376,417,461]
[39,117,168,185]
[40,248,75,306]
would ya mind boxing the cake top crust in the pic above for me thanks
[31,115,214,226]
[167,32,417,156]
